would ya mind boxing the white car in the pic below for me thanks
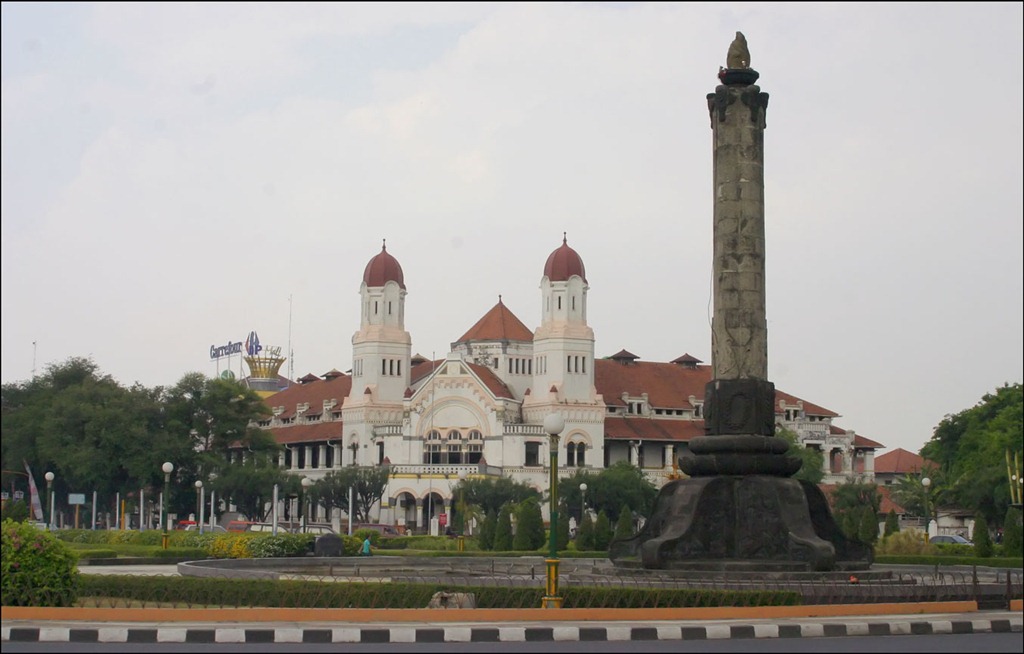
[930,534,973,546]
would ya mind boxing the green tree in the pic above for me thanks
[777,426,824,484]
[613,505,634,542]
[555,500,571,550]
[513,497,544,551]
[458,476,541,516]
[593,510,613,551]
[921,383,1023,525]
[1002,507,1023,556]
[478,509,497,551]
[210,453,293,522]
[857,506,878,544]
[883,509,900,537]
[973,514,992,557]
[568,462,657,523]
[0,500,29,522]
[577,512,595,550]
[493,503,514,551]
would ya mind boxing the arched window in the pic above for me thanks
[468,430,483,441]
[447,430,461,441]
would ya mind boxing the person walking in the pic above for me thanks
[360,536,372,556]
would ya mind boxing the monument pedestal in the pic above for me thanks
[610,475,873,572]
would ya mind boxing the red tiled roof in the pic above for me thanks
[466,362,517,400]
[604,416,705,442]
[595,359,709,408]
[873,448,935,474]
[455,299,533,344]
[270,421,345,445]
[853,433,884,449]
[264,373,352,421]
[775,389,838,418]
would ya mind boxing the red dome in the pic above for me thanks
[543,235,586,282]
[362,241,405,289]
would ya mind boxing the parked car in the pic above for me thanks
[930,534,973,546]
[225,520,260,532]
[354,523,401,538]
[184,524,227,533]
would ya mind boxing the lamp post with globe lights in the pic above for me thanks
[161,462,174,549]
[301,477,312,533]
[921,476,931,545]
[542,412,565,609]
[44,471,55,530]
[579,482,588,524]
[195,480,204,534]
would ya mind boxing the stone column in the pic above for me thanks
[318,444,326,470]
[682,43,794,478]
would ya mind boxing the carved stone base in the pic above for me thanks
[609,476,873,572]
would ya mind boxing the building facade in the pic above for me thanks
[244,238,882,533]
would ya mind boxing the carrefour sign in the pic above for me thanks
[210,331,281,360]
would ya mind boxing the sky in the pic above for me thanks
[2,2,1022,458]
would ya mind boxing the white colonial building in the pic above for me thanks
[243,238,881,534]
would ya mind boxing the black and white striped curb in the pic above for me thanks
[3,618,1021,643]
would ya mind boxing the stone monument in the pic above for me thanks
[610,34,872,572]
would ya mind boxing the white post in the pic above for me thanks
[272,484,279,536]
[348,486,354,535]
[140,488,145,531]
[209,490,216,530]
[199,486,205,534]
[91,490,97,530]
[49,489,55,529]
[158,491,163,530]
[115,492,120,530]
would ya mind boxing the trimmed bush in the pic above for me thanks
[1,519,80,607]
[973,515,993,557]
[1003,507,1023,557]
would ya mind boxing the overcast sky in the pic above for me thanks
[2,2,1021,457]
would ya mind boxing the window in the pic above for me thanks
[467,444,483,464]
[576,442,586,466]
[424,443,442,464]
[525,442,541,467]
[468,430,483,441]
[566,442,576,467]
[447,430,461,441]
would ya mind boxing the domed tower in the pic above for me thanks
[348,240,412,403]
[530,234,596,404]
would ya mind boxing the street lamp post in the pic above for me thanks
[579,482,588,525]
[922,476,931,545]
[44,472,55,530]
[161,462,174,550]
[194,480,204,535]
[542,413,565,609]
[301,477,312,533]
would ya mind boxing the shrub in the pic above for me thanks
[857,506,878,545]
[613,506,633,542]
[1,519,80,607]
[973,514,993,557]
[577,513,595,550]
[512,498,544,551]
[1003,507,1023,557]
[883,509,899,537]
[478,509,497,551]
[493,505,514,551]
[875,528,933,556]
[593,511,612,551]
